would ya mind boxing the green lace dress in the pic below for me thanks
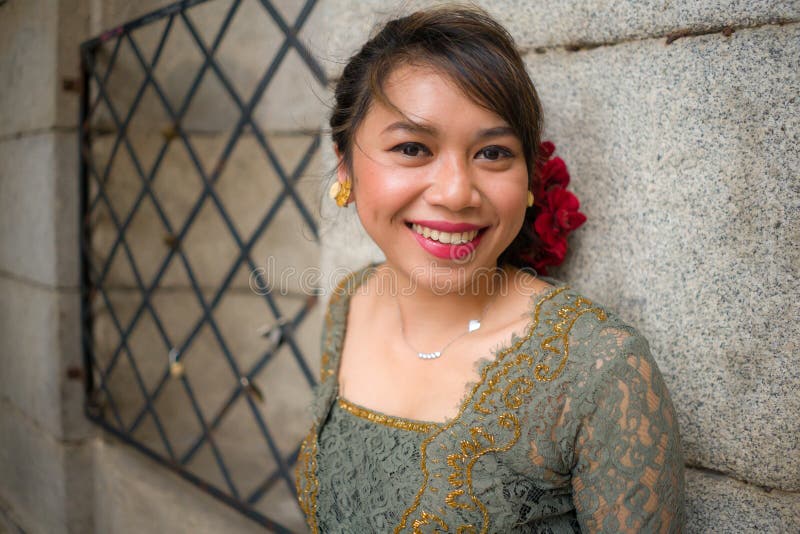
[295,264,685,533]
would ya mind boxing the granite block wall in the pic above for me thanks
[0,1,95,533]
[316,1,800,532]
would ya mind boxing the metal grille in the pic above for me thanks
[79,1,326,530]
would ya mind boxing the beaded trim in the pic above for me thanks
[395,288,609,534]
[337,396,439,433]
[296,264,595,534]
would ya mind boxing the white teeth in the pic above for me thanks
[411,223,479,245]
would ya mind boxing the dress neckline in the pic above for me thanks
[331,261,571,431]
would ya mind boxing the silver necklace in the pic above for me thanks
[396,293,497,360]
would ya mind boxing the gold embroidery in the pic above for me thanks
[411,511,449,533]
[535,297,607,382]
[338,397,439,433]
[395,286,568,533]
[295,425,319,533]
[502,376,534,410]
[397,285,609,533]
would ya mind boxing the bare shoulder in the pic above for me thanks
[345,263,391,319]
[471,266,554,342]
[499,265,556,315]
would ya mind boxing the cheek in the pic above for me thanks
[353,158,420,201]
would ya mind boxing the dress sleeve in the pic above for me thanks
[570,328,685,533]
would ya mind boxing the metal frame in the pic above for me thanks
[79,1,326,530]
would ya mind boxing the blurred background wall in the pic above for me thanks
[0,1,798,533]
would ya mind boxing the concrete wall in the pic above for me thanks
[316,1,800,532]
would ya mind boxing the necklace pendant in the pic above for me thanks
[418,351,441,360]
[468,319,481,333]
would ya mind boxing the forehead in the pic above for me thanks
[365,63,509,130]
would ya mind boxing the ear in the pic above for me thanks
[333,144,355,204]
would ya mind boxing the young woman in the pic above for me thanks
[296,6,684,533]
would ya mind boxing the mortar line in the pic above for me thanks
[0,126,77,143]
[519,17,799,54]
[686,463,800,496]
[0,396,95,448]
[326,17,800,86]
[0,268,79,293]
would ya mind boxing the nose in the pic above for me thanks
[423,154,481,211]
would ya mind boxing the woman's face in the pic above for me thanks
[339,64,529,291]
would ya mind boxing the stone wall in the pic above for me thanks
[1,0,94,531]
[1,0,797,533]
[1,0,327,532]
[315,1,800,532]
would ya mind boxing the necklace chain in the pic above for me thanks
[396,290,498,360]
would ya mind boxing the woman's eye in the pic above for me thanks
[476,146,512,161]
[392,142,430,158]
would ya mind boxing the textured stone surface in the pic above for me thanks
[685,468,800,533]
[523,24,799,490]
[312,0,800,78]
[0,402,94,534]
[0,0,89,136]
[0,277,89,443]
[0,0,58,137]
[94,434,289,533]
[0,133,79,288]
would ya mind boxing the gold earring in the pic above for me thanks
[328,179,352,207]
[526,191,534,207]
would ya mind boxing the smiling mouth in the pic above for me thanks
[406,222,486,245]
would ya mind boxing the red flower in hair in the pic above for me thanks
[520,142,586,275]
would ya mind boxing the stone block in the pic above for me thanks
[87,0,326,133]
[56,0,91,130]
[0,0,90,136]
[0,133,79,289]
[0,0,58,137]
[87,131,322,295]
[313,0,799,78]
[94,431,307,533]
[0,276,89,443]
[685,467,800,533]
[0,402,94,534]
[523,24,799,490]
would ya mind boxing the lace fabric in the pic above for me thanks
[296,264,685,533]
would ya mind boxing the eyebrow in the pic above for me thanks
[382,120,438,136]
[475,126,516,141]
[382,121,516,141]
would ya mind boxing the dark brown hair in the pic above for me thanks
[330,5,544,270]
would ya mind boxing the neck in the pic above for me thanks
[379,262,507,346]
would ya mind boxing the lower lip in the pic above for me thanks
[408,225,485,260]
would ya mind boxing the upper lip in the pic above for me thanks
[407,219,485,232]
